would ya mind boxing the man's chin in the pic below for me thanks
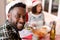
[17,24,24,31]
[17,27,24,31]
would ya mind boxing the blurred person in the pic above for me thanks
[0,1,26,40]
[25,0,52,40]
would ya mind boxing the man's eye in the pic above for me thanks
[15,15,20,18]
[16,16,25,19]
[22,16,25,19]
[17,16,20,18]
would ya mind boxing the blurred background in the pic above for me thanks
[0,0,60,26]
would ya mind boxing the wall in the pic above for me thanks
[0,0,6,26]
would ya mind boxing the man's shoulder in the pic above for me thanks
[0,24,7,30]
[0,23,9,39]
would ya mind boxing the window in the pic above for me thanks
[44,0,49,12]
[44,0,59,16]
[51,0,59,16]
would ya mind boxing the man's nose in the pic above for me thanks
[18,17,24,23]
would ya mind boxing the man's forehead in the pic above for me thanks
[10,7,26,15]
[14,7,26,11]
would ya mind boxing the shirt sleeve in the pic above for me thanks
[0,24,9,40]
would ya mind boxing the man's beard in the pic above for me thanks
[9,19,25,31]
[16,22,25,31]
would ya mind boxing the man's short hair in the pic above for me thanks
[8,3,26,13]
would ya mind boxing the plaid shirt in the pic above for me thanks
[0,21,21,40]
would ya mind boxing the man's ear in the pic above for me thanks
[7,13,11,18]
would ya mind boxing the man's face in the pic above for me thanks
[8,7,26,30]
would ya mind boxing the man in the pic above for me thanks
[0,1,26,40]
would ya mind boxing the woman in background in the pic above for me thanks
[25,0,51,40]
